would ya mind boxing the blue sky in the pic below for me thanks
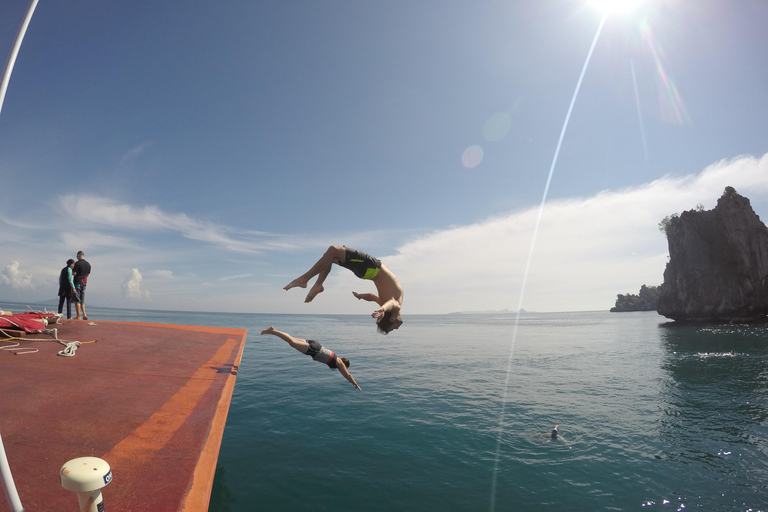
[1,0,767,315]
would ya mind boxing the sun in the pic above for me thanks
[590,0,643,15]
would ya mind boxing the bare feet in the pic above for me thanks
[261,326,277,335]
[304,283,324,303]
[283,278,308,291]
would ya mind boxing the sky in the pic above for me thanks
[1,0,768,316]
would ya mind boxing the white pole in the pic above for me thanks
[0,432,24,512]
[0,2,40,508]
[0,0,40,116]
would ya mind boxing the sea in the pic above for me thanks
[4,302,767,511]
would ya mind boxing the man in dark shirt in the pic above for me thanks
[73,250,92,320]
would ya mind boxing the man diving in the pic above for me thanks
[261,326,361,390]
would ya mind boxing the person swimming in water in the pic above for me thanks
[261,326,361,390]
[537,425,567,443]
[284,245,404,334]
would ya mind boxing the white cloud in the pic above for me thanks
[218,274,254,282]
[384,153,768,313]
[57,195,310,254]
[2,153,767,315]
[122,268,151,300]
[0,261,33,290]
[60,195,205,232]
[118,141,154,165]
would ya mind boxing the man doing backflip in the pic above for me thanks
[284,246,403,334]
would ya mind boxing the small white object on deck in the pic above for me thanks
[60,457,112,512]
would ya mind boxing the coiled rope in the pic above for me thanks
[0,328,95,357]
[57,340,81,357]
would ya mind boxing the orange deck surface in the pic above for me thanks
[0,319,246,512]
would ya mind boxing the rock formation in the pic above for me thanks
[657,187,768,322]
[611,285,660,312]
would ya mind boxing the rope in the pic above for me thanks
[57,341,81,357]
[1,325,96,357]
[0,340,37,355]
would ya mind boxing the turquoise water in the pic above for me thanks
[6,303,767,511]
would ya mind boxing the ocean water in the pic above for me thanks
[5,303,767,511]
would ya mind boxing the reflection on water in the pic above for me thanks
[657,321,768,507]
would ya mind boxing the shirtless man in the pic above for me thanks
[284,245,403,334]
[261,326,361,390]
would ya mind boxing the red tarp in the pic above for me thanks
[0,311,57,333]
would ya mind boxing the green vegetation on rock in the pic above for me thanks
[610,285,660,312]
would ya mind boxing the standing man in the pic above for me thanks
[73,250,91,320]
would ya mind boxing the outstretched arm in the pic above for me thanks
[372,298,401,319]
[337,362,361,390]
[352,291,379,303]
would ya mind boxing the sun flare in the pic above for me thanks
[590,0,643,15]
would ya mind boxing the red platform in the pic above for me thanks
[0,319,246,512]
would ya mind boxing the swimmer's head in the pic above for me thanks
[376,310,403,334]
[551,425,558,438]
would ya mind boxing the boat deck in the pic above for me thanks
[0,318,246,511]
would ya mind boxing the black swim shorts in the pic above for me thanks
[306,339,322,358]
[339,247,381,280]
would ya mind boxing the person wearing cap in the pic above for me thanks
[260,326,361,390]
[57,258,78,319]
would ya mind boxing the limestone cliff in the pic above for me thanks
[657,187,768,322]
[611,285,660,312]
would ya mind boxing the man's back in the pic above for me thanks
[73,259,91,285]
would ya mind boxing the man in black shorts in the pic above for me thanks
[260,326,361,390]
[284,245,404,333]
[73,250,91,320]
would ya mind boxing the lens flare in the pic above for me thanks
[489,12,608,512]
[483,112,511,142]
[461,145,483,169]
[639,19,690,125]
[630,59,649,161]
